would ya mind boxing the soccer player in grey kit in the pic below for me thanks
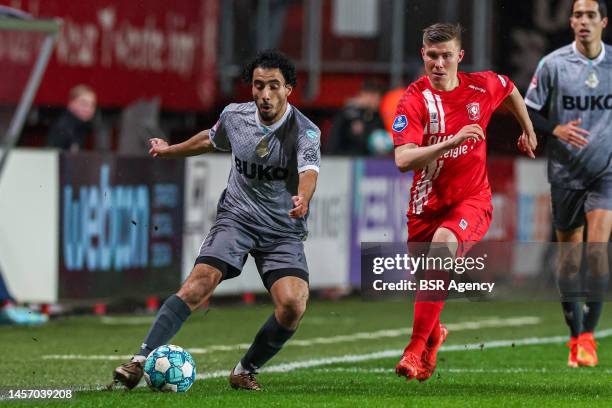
[112,50,320,391]
[525,0,611,368]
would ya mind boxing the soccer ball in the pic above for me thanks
[144,345,196,392]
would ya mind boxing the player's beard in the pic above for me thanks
[257,101,275,122]
[259,108,275,122]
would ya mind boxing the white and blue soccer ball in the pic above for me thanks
[144,345,196,392]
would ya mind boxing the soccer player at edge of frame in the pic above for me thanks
[525,0,612,369]
[111,50,321,391]
[392,22,537,382]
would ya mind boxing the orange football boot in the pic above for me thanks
[565,337,579,368]
[576,332,598,367]
[395,349,422,381]
[417,324,448,381]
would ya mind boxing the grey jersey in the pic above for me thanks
[209,102,321,236]
[525,42,612,189]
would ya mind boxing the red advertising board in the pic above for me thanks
[0,0,218,110]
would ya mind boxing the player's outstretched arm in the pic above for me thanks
[394,124,484,172]
[148,129,215,158]
[289,170,318,218]
[501,86,537,158]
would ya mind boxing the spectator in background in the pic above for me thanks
[380,86,406,134]
[46,84,96,152]
[380,69,427,134]
[326,79,387,156]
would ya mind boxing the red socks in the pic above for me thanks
[428,317,441,347]
[406,301,445,355]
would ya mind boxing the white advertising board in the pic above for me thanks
[0,149,59,302]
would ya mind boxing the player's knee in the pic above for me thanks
[586,245,608,277]
[558,251,582,278]
[275,296,307,324]
[177,264,221,308]
[427,245,454,261]
[558,261,580,279]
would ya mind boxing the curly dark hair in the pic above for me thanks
[242,49,297,87]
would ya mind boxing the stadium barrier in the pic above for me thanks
[0,150,552,303]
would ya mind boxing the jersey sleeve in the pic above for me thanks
[524,58,552,111]
[209,105,232,151]
[297,127,321,173]
[392,89,426,146]
[487,71,515,109]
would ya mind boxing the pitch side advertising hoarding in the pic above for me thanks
[59,153,184,299]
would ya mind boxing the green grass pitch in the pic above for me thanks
[2,299,612,407]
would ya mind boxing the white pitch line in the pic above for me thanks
[195,327,612,380]
[22,327,612,397]
[42,316,540,361]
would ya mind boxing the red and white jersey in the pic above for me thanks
[392,71,514,216]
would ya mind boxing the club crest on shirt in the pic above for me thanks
[585,71,599,89]
[392,115,408,132]
[466,102,480,121]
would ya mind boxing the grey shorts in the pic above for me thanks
[195,214,309,290]
[551,174,612,231]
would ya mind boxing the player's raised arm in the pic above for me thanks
[289,170,318,218]
[394,124,485,172]
[501,86,538,158]
[148,129,215,158]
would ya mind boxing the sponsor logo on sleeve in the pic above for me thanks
[306,130,319,139]
[392,115,408,132]
[497,75,507,88]
[459,218,468,230]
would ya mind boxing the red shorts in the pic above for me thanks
[407,197,492,254]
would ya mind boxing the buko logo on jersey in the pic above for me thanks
[563,95,612,111]
[392,115,408,132]
[235,157,289,180]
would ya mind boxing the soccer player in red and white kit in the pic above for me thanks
[392,23,538,382]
